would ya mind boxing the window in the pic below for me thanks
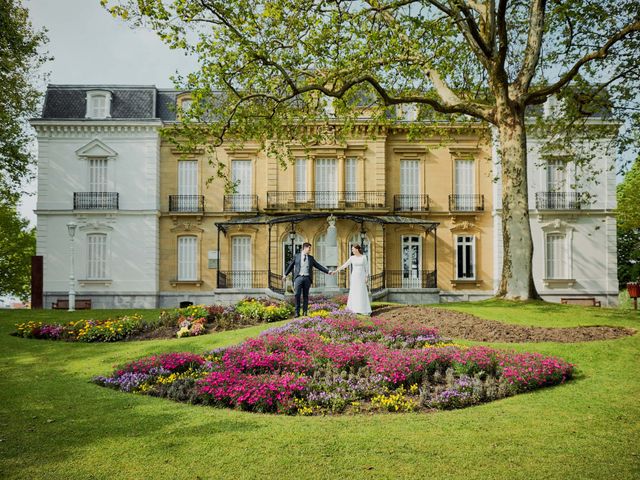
[87,234,108,279]
[181,98,193,112]
[177,160,198,211]
[400,159,420,209]
[545,234,567,279]
[89,158,108,192]
[295,157,308,202]
[345,157,357,202]
[455,159,475,211]
[86,91,112,119]
[546,159,567,192]
[178,236,198,281]
[231,160,252,211]
[231,236,252,288]
[315,158,338,208]
[456,236,475,279]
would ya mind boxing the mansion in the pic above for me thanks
[30,85,618,308]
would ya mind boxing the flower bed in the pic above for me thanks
[93,314,575,414]
[12,298,296,342]
[14,315,145,342]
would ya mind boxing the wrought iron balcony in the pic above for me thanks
[169,195,205,213]
[266,191,386,210]
[223,194,259,213]
[449,194,484,212]
[385,270,437,288]
[394,194,430,212]
[535,192,583,210]
[73,192,119,210]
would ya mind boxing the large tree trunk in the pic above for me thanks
[496,105,540,300]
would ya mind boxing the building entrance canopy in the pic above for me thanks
[215,213,439,294]
[215,213,438,232]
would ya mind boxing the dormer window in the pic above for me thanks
[86,90,112,119]
[180,98,193,112]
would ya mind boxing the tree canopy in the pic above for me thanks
[0,201,35,301]
[617,158,640,232]
[0,0,50,203]
[103,0,640,299]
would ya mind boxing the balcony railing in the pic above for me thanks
[385,270,437,289]
[394,194,430,212]
[370,272,385,293]
[535,192,583,210]
[266,191,386,210]
[169,195,204,213]
[223,194,259,212]
[217,270,268,289]
[449,194,484,212]
[73,192,119,210]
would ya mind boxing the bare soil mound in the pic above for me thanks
[376,306,636,343]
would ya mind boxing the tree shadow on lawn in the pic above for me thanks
[0,368,268,474]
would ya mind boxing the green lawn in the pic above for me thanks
[1,303,639,480]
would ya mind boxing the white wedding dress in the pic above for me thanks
[337,255,372,315]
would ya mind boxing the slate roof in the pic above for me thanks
[39,84,183,121]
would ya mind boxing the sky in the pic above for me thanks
[18,0,199,225]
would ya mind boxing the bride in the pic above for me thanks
[331,244,372,315]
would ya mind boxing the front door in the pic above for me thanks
[401,235,422,288]
[232,236,252,288]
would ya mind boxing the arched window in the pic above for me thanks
[282,233,305,273]
[349,233,371,272]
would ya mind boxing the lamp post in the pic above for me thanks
[67,222,77,312]
[289,226,296,257]
[360,224,367,250]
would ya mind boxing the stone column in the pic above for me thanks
[324,214,339,292]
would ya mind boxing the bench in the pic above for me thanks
[561,297,601,307]
[52,299,92,309]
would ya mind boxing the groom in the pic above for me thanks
[283,242,330,317]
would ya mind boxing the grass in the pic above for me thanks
[1,303,639,480]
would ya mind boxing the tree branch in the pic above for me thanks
[525,19,640,104]
[512,0,547,96]
[496,0,508,69]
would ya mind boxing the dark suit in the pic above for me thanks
[284,252,329,316]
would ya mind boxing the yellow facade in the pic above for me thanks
[158,124,494,298]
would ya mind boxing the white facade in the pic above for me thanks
[32,121,162,308]
[492,121,619,306]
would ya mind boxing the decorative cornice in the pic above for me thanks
[449,145,481,158]
[31,122,162,137]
